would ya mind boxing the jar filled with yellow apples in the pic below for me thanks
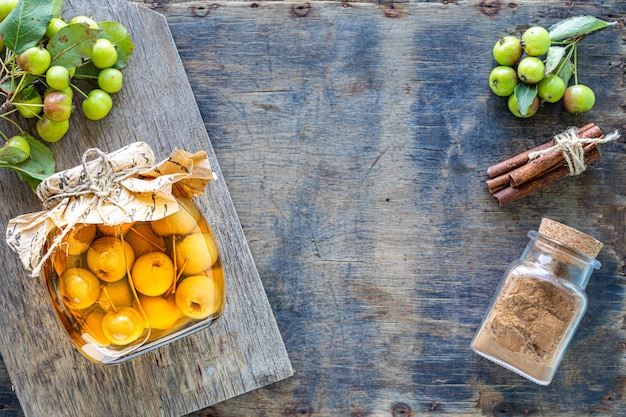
[6,143,225,364]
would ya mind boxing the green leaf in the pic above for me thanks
[51,0,63,18]
[514,83,538,117]
[1,72,36,95]
[98,21,134,69]
[13,82,37,100]
[73,61,100,79]
[544,46,567,76]
[549,15,617,41]
[48,23,99,69]
[0,135,55,192]
[556,59,575,87]
[0,0,54,53]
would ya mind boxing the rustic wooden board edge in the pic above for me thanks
[0,1,293,416]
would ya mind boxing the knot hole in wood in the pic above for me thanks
[392,402,412,416]
[291,3,311,18]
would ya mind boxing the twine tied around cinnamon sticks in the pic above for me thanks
[528,127,620,176]
[486,123,621,207]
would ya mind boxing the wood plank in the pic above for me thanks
[1,1,626,416]
[0,1,292,417]
[153,2,626,416]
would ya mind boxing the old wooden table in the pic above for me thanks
[1,0,626,416]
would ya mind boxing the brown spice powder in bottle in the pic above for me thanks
[471,218,603,385]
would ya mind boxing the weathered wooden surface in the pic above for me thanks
[1,0,626,416]
[0,1,292,417]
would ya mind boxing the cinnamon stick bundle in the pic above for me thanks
[486,123,605,207]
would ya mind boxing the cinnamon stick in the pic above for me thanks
[486,172,511,194]
[493,147,601,207]
[486,123,597,179]
[486,140,555,179]
[508,124,604,188]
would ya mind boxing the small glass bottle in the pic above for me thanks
[471,218,603,385]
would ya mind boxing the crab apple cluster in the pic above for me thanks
[7,15,130,144]
[49,196,225,357]
[489,25,595,118]
[0,0,137,193]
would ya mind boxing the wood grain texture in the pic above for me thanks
[0,1,292,417]
[1,1,626,416]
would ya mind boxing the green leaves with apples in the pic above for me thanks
[0,0,59,53]
[0,0,134,192]
[0,135,54,192]
[498,15,616,117]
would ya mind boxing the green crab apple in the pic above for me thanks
[46,65,71,90]
[537,74,566,103]
[97,68,123,93]
[489,66,518,97]
[522,26,551,57]
[16,46,51,75]
[43,91,73,122]
[563,84,595,114]
[69,15,99,29]
[46,17,68,38]
[517,57,545,84]
[492,36,523,66]
[3,136,31,163]
[91,38,118,69]
[12,90,43,119]
[37,116,70,142]
[0,0,18,22]
[81,89,112,120]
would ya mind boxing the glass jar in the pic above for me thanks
[41,187,225,364]
[471,218,603,385]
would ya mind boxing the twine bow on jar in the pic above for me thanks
[6,142,217,276]
[41,147,142,213]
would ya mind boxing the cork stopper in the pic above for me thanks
[538,218,603,258]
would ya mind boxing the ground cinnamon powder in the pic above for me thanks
[472,273,583,382]
[482,274,578,358]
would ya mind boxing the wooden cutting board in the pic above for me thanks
[0,1,293,416]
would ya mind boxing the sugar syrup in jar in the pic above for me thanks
[43,186,225,364]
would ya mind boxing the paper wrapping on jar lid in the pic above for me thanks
[5,141,217,275]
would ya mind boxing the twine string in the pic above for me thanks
[32,148,143,276]
[528,127,621,176]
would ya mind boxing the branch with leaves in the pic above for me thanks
[0,0,134,192]
[489,15,618,118]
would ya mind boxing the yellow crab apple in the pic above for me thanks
[101,306,145,346]
[175,275,223,320]
[62,223,96,255]
[97,278,134,312]
[53,251,85,276]
[151,198,201,236]
[125,223,166,257]
[138,294,182,330]
[58,267,101,310]
[131,252,175,296]
[87,236,135,282]
[174,232,219,276]
[83,311,110,346]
